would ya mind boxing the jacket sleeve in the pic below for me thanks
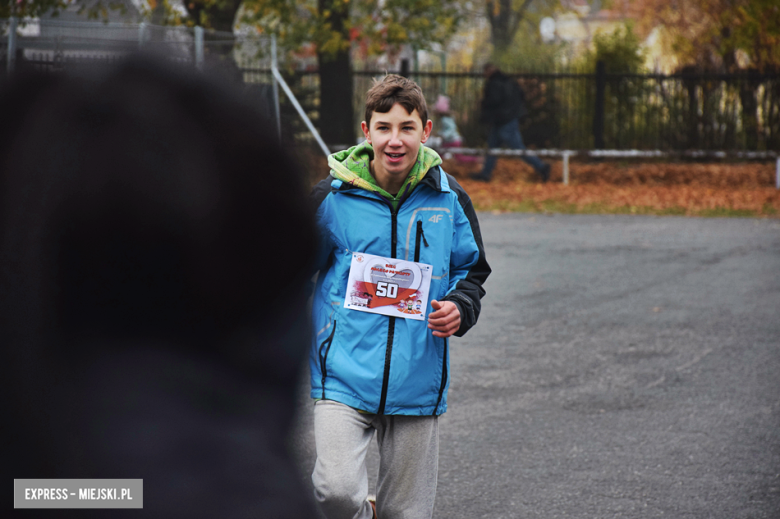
[310,177,335,276]
[440,174,491,336]
[479,76,505,124]
[438,117,460,143]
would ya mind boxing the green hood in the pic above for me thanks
[328,141,442,210]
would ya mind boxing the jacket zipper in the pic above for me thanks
[377,209,398,415]
[319,321,337,400]
[417,218,444,415]
[415,220,429,262]
[433,337,449,415]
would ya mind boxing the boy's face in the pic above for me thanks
[361,103,432,192]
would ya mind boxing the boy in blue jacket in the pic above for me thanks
[310,75,491,519]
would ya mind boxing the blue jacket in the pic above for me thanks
[310,162,490,416]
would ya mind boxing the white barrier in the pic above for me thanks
[437,147,780,188]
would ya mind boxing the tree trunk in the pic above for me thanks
[186,1,242,83]
[318,50,355,146]
[486,0,533,56]
[317,0,355,147]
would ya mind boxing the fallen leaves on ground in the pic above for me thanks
[444,158,780,217]
[301,150,780,217]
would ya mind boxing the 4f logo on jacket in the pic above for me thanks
[428,214,444,223]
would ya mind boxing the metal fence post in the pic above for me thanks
[440,52,447,94]
[271,66,330,156]
[138,22,146,49]
[593,60,606,149]
[400,58,410,78]
[563,151,571,185]
[776,157,780,190]
[7,16,18,75]
[194,26,204,71]
[685,73,698,149]
[271,35,281,142]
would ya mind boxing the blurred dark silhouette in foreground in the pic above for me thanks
[1,56,317,518]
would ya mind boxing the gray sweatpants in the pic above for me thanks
[312,399,439,519]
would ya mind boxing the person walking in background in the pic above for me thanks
[310,74,490,519]
[432,94,479,164]
[471,63,550,183]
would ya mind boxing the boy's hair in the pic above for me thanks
[364,74,428,127]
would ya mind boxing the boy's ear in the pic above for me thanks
[420,119,433,144]
[361,121,371,144]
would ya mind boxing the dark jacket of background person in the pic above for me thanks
[0,56,317,518]
[479,69,528,126]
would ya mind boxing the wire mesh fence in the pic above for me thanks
[1,18,275,72]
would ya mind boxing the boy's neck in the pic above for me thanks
[369,160,410,197]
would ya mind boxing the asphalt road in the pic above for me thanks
[290,213,780,519]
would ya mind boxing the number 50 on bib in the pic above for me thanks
[344,252,433,321]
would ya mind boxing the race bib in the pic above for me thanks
[344,252,433,321]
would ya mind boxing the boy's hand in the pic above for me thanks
[427,300,460,338]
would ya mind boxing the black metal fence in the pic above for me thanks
[275,67,780,152]
[6,51,779,152]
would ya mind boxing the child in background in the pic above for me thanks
[433,94,478,163]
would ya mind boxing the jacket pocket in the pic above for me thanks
[414,220,429,263]
[318,321,337,400]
